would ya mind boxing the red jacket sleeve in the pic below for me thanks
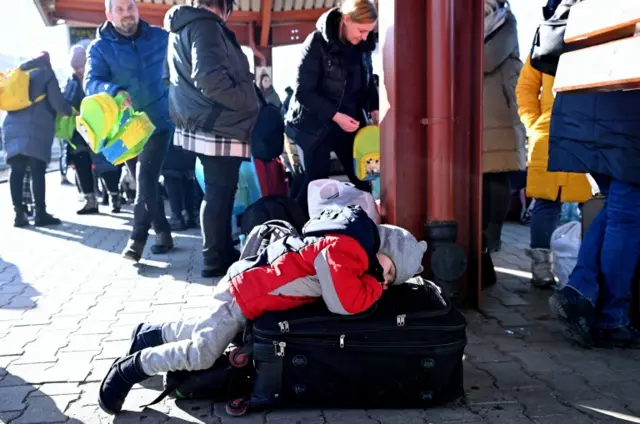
[312,236,384,315]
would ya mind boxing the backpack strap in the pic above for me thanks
[24,68,47,104]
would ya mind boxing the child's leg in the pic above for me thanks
[98,278,246,415]
[139,278,247,374]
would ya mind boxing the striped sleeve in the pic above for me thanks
[313,237,384,315]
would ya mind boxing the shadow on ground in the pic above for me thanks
[0,258,40,310]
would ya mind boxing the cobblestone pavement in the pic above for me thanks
[1,174,639,424]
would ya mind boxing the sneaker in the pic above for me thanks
[549,288,596,348]
[595,325,640,349]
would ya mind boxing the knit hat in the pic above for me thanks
[69,45,87,71]
[377,224,427,285]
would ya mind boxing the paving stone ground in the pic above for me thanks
[1,173,639,424]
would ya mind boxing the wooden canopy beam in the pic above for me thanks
[53,0,326,25]
[259,0,273,47]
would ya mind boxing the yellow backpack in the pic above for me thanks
[0,68,46,112]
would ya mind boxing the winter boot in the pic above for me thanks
[109,192,122,213]
[525,248,557,288]
[98,352,150,415]
[34,212,61,227]
[549,287,596,348]
[13,206,29,228]
[128,323,165,355]
[77,194,99,215]
[151,232,173,254]
[122,239,145,262]
[202,249,240,278]
[169,215,186,232]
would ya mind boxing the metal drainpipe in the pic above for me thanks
[424,0,467,301]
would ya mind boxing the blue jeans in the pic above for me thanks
[530,198,562,249]
[568,175,640,329]
[127,131,172,242]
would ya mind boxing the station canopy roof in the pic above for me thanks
[35,0,339,46]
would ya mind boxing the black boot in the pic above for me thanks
[110,192,122,213]
[549,287,596,348]
[595,325,640,349]
[169,215,186,232]
[202,249,240,278]
[13,206,29,228]
[122,239,145,262]
[98,352,150,415]
[151,232,174,254]
[34,212,61,227]
[128,323,164,355]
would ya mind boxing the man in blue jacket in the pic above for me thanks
[548,88,640,349]
[84,0,174,261]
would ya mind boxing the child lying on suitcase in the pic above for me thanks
[97,205,427,415]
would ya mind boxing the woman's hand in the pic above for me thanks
[332,112,360,133]
[371,110,380,125]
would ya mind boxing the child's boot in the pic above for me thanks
[128,323,164,355]
[525,248,556,288]
[98,352,150,415]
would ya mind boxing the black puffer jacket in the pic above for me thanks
[164,6,260,142]
[285,8,379,144]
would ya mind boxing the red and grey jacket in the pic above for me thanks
[227,206,385,320]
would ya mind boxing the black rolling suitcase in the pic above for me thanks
[245,277,467,412]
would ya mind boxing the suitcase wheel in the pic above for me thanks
[229,347,250,368]
[225,397,250,416]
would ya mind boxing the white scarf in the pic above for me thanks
[484,7,507,40]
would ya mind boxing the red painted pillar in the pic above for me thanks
[450,0,485,307]
[378,0,426,237]
[425,0,455,223]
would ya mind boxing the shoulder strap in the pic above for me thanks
[23,67,47,104]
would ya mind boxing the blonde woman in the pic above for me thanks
[285,0,379,212]
[482,0,527,252]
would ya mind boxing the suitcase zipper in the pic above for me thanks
[259,336,465,353]
[259,321,466,338]
[273,341,287,357]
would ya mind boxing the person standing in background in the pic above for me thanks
[285,0,379,213]
[482,0,527,252]
[84,0,174,262]
[514,0,592,288]
[3,52,72,227]
[165,0,260,278]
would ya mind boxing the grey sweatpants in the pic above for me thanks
[139,277,247,376]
